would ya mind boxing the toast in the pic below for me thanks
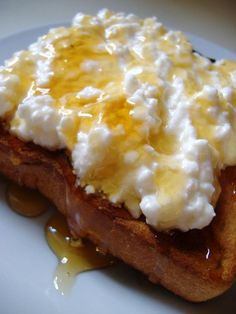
[0,121,236,302]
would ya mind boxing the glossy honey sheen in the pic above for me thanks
[6,182,49,217]
[46,212,114,294]
[5,180,114,294]
[2,11,236,231]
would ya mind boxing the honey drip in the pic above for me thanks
[45,212,114,295]
[7,182,49,217]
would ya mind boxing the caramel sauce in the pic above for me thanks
[45,212,114,295]
[6,182,49,217]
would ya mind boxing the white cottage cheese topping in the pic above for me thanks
[1,9,236,231]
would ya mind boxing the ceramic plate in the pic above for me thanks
[0,25,236,314]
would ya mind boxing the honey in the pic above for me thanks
[5,180,114,294]
[45,212,114,295]
[2,10,236,231]
[6,182,49,217]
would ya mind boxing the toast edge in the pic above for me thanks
[0,125,234,302]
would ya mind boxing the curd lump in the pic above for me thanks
[1,9,236,231]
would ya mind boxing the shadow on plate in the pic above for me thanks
[102,262,236,314]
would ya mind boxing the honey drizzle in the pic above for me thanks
[5,181,115,294]
[45,212,114,295]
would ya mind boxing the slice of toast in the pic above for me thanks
[0,121,236,302]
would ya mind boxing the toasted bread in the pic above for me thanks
[0,122,236,302]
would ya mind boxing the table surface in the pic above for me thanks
[0,0,235,53]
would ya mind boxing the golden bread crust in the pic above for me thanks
[0,123,235,302]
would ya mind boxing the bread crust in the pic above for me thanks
[0,123,236,302]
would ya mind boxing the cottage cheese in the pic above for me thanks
[1,9,236,231]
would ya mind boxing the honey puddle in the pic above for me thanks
[6,181,114,295]
[46,213,114,295]
[6,182,49,217]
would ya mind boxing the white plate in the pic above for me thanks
[0,26,236,314]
